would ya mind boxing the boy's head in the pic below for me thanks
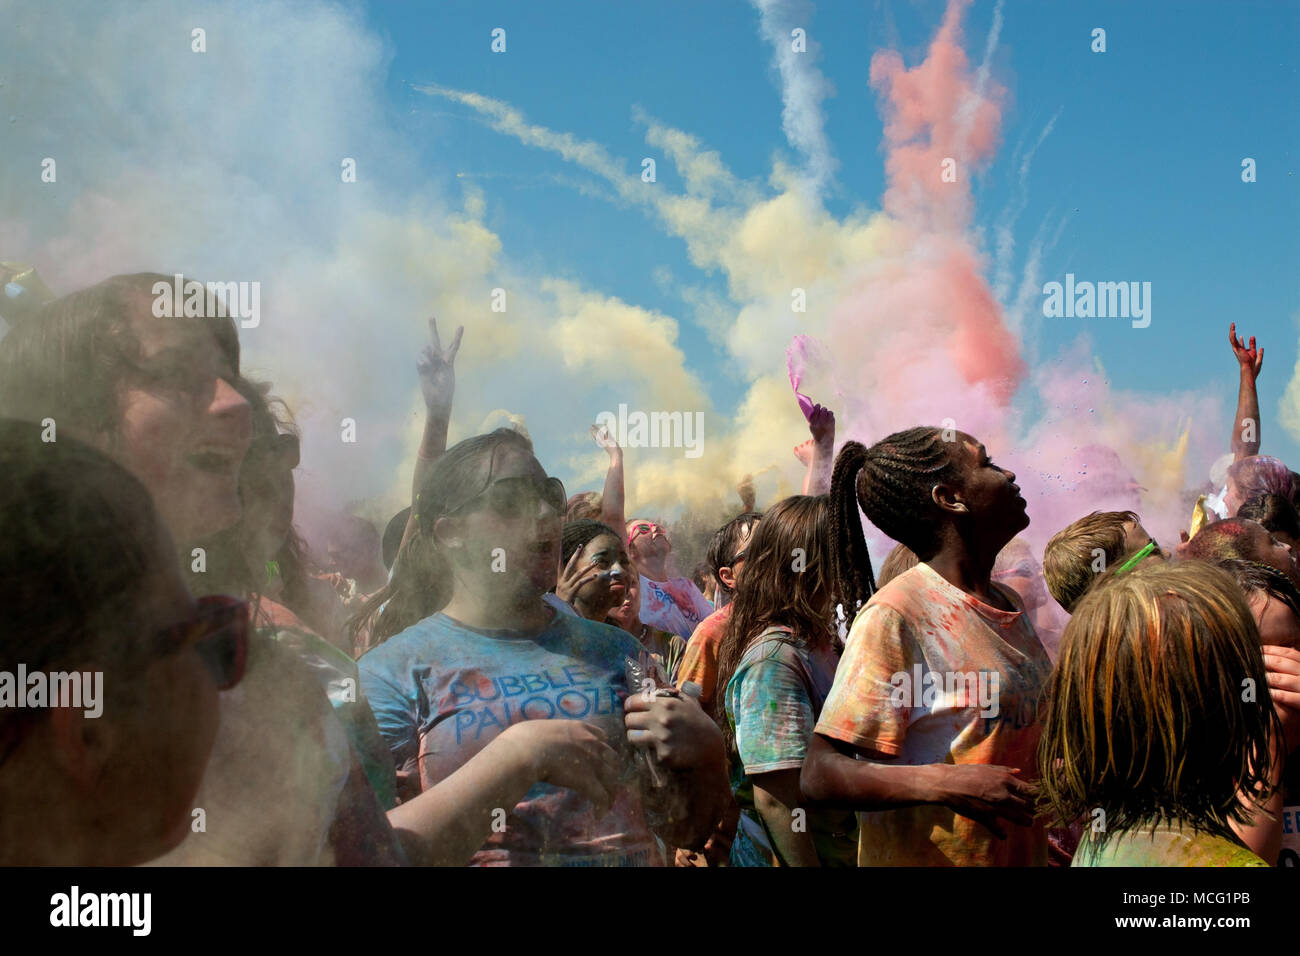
[1037,560,1279,842]
[1043,511,1165,613]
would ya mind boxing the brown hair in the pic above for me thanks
[711,495,834,753]
[1043,511,1138,612]
[1037,560,1280,843]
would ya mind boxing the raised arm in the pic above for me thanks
[590,423,626,533]
[397,318,463,557]
[1229,322,1263,461]
[806,403,836,496]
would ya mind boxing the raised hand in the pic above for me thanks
[737,474,756,512]
[808,403,835,445]
[1230,322,1263,380]
[555,546,601,605]
[590,423,622,460]
[418,316,464,411]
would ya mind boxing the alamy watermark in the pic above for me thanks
[1042,273,1150,329]
[889,666,1000,718]
[151,273,260,328]
[0,665,102,718]
[594,404,703,459]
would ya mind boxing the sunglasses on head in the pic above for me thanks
[154,594,250,690]
[448,475,567,521]
[628,522,666,546]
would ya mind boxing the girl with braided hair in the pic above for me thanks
[801,426,1053,866]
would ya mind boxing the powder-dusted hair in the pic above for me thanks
[1043,511,1138,613]
[1183,517,1260,563]
[1237,494,1300,542]
[1037,560,1280,843]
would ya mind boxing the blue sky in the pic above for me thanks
[4,0,1297,531]
[371,0,1300,464]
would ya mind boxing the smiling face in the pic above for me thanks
[115,301,251,546]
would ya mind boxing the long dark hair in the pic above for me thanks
[829,427,961,615]
[349,428,534,649]
[0,273,241,441]
[710,495,835,754]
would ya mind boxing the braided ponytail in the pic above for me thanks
[830,441,875,615]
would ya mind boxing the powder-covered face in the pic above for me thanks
[116,303,251,546]
[572,533,631,616]
[441,446,563,599]
[626,518,670,564]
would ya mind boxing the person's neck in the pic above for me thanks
[925,536,1008,608]
[439,579,553,633]
[572,595,617,623]
[639,556,670,581]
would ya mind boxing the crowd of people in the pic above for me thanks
[0,271,1297,868]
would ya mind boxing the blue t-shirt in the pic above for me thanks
[359,605,662,866]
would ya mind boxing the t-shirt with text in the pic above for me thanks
[638,575,713,639]
[359,606,662,866]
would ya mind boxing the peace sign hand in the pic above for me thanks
[418,316,464,411]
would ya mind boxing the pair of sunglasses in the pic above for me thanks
[1115,539,1161,576]
[0,595,249,768]
[154,594,250,690]
[628,522,666,546]
[448,475,567,521]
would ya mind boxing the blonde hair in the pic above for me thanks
[1037,560,1280,842]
